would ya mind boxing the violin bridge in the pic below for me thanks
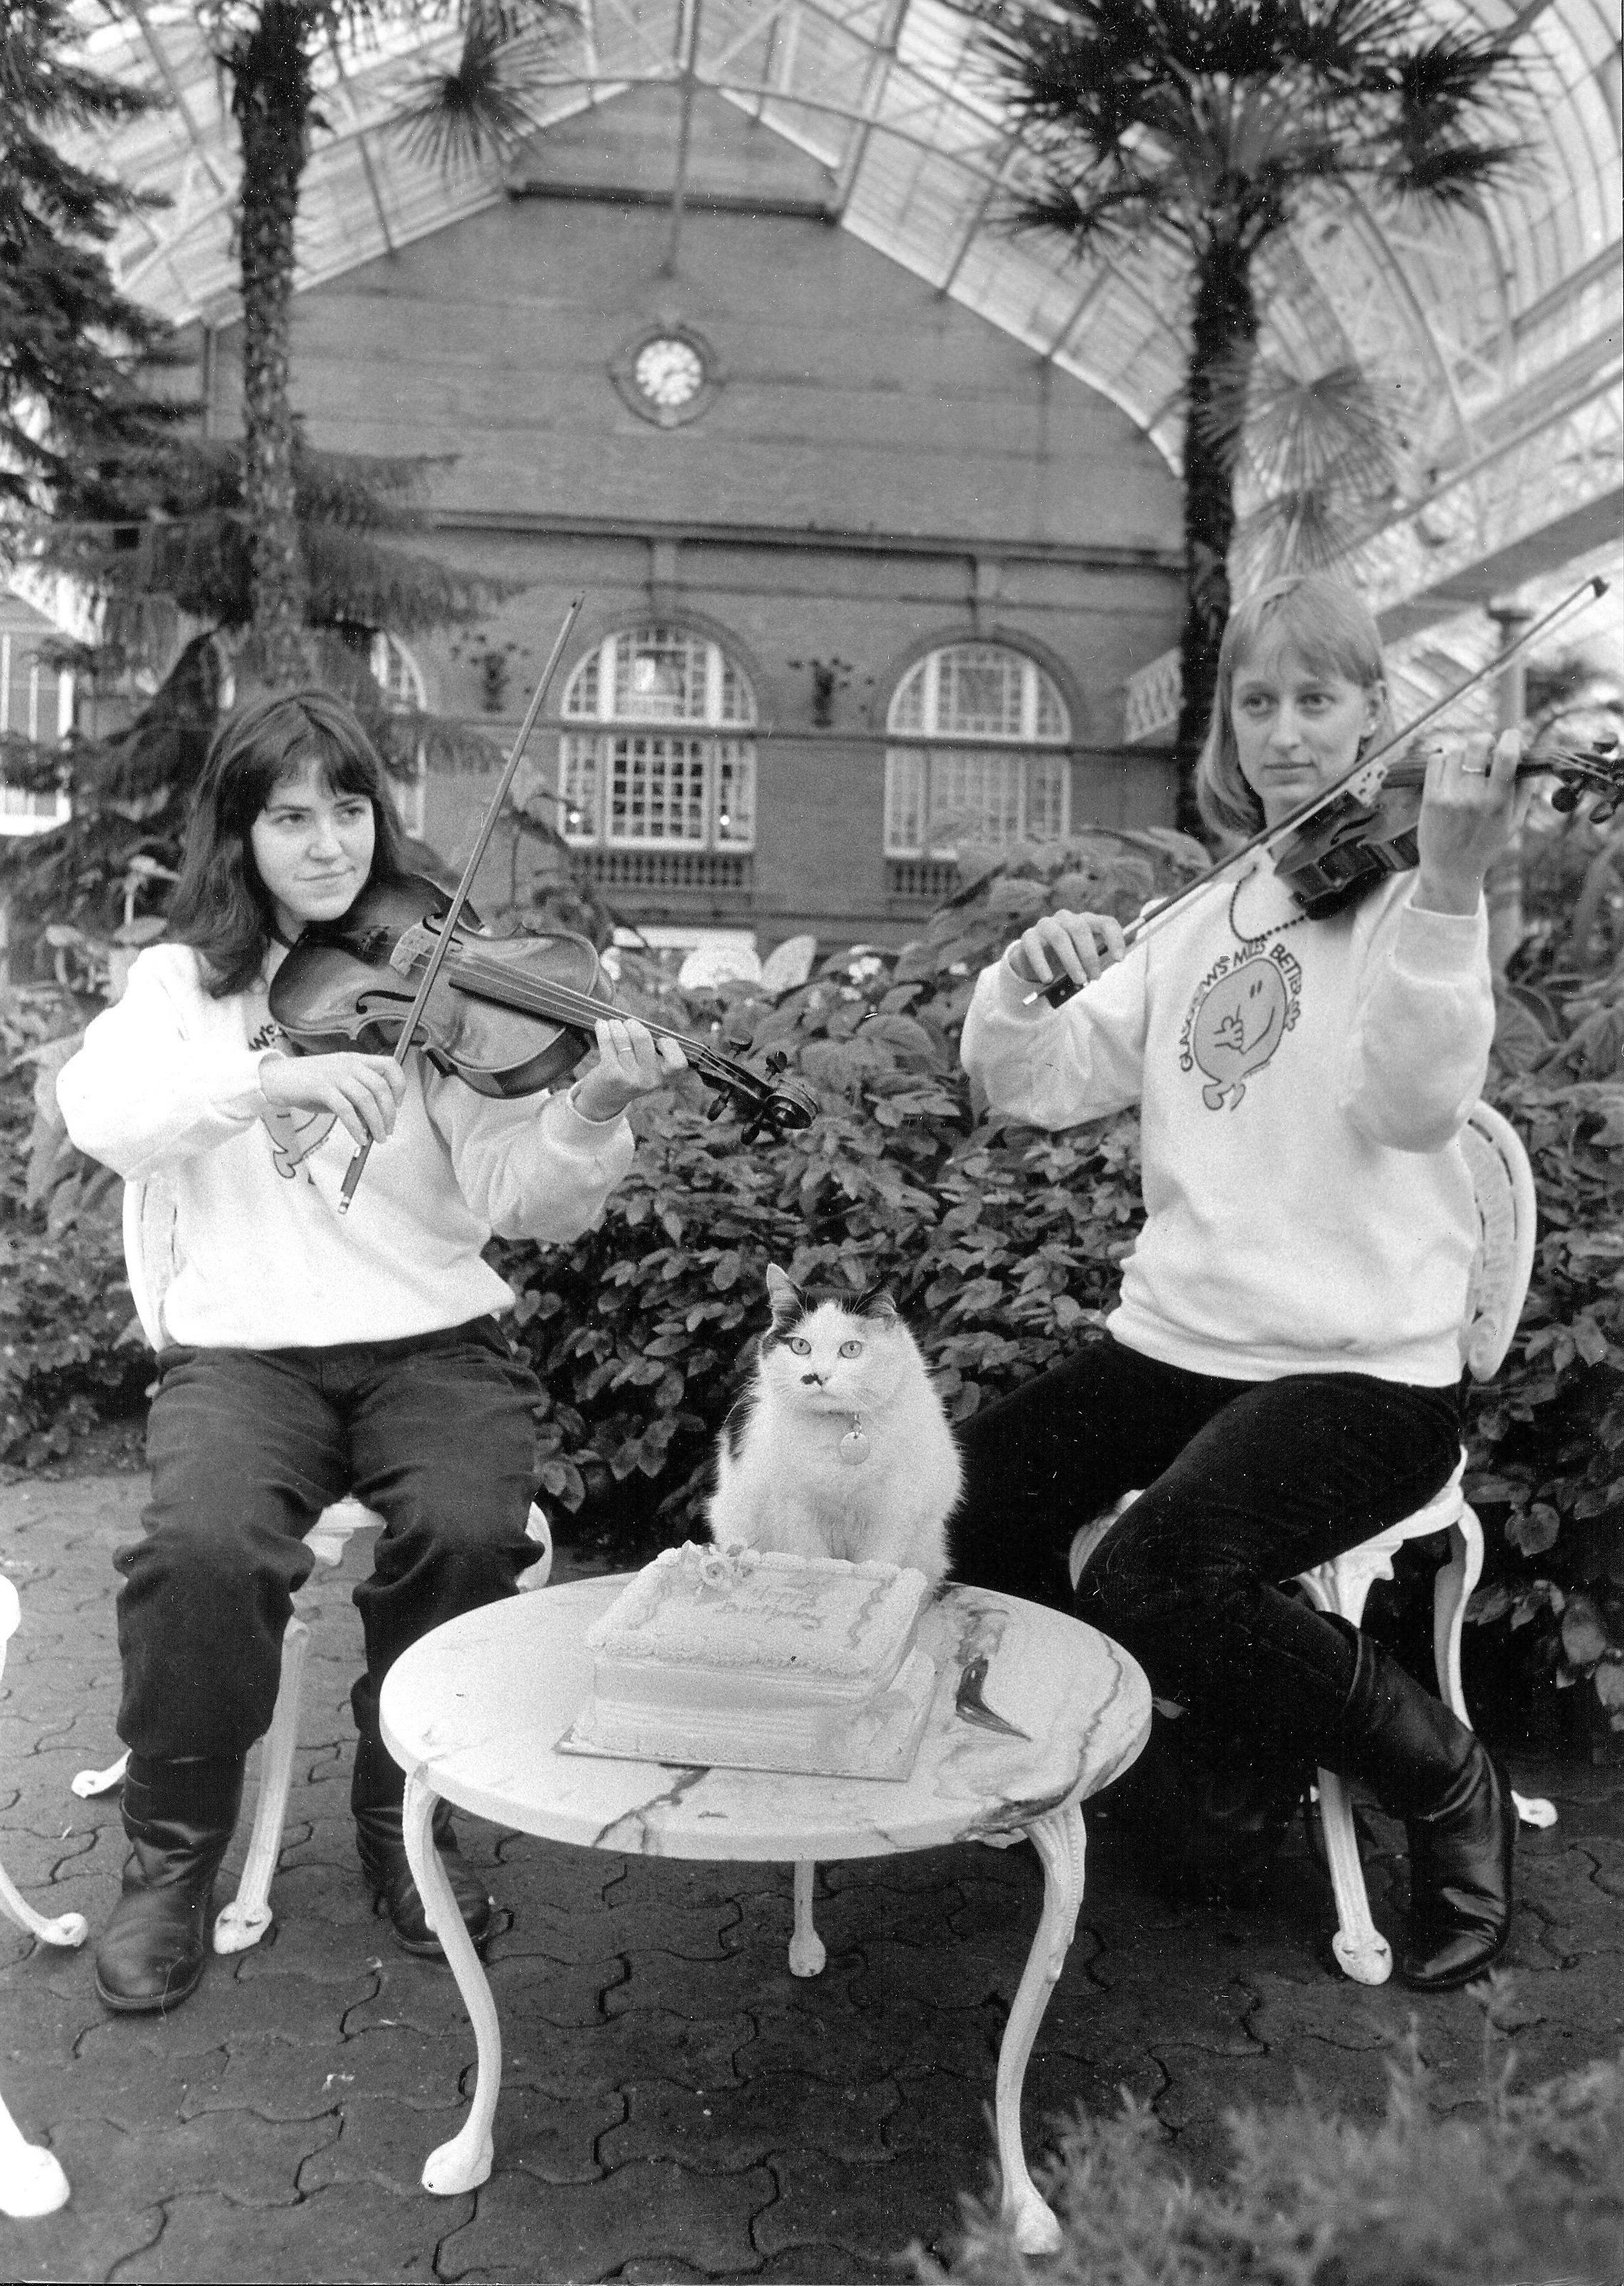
[389,922,438,977]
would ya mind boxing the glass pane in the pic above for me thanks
[561,647,600,721]
[716,657,757,727]
[928,749,1023,856]
[1028,752,1069,841]
[714,741,756,846]
[884,747,928,855]
[608,735,708,844]
[1033,673,1068,740]
[558,735,601,841]
[613,628,709,722]
[937,645,1023,739]
[889,662,927,735]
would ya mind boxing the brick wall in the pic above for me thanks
[208,89,1185,950]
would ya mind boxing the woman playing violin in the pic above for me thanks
[953,571,1522,1990]
[57,690,686,2013]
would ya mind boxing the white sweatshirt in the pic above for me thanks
[57,941,636,1349]
[961,862,1496,1387]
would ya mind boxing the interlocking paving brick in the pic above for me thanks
[753,2242,899,2282]
[0,2179,165,2282]
[340,1950,626,2039]
[39,2106,341,2213]
[495,2005,757,2102]
[437,2156,775,2281]
[296,2081,622,2194]
[113,2181,471,2282]
[752,2146,968,2269]
[601,2071,899,2172]
[740,1989,1001,2088]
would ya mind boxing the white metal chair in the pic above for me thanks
[72,1175,552,1957]
[1071,1100,1556,1985]
[1,1576,78,2217]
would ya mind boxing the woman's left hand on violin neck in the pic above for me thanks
[569,1017,689,1123]
[1412,729,1527,918]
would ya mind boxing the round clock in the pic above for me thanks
[634,336,704,413]
[613,324,719,430]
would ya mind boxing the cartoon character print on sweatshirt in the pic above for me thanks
[247,1017,338,1180]
[1178,939,1304,1111]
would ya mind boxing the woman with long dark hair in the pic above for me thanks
[58,689,684,2013]
[953,575,1522,1991]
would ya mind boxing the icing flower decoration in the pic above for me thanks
[682,1541,762,1597]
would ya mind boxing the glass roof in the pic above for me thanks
[53,0,1624,634]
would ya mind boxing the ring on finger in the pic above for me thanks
[1459,762,1492,775]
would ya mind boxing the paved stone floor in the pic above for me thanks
[3,1475,1621,2285]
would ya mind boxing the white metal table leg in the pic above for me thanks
[788,1860,825,1977]
[994,1801,1086,2258]
[407,1768,500,2195]
[215,1614,310,1953]
[0,1854,87,1952]
[0,2093,69,2219]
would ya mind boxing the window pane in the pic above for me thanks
[716,657,757,727]
[1027,751,1069,841]
[884,747,928,856]
[562,647,600,720]
[927,749,1023,856]
[937,646,1023,739]
[613,628,709,722]
[714,740,756,847]
[608,735,708,844]
[889,662,927,735]
[1033,675,1067,740]
[559,733,601,842]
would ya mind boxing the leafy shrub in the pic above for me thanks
[0,997,145,1466]
[918,2005,1624,2286]
[1462,808,1624,1732]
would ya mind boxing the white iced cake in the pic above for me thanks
[560,1543,938,1780]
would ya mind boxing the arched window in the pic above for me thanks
[885,643,1070,886]
[0,632,73,836]
[560,627,756,875]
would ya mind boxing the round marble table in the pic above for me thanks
[380,1575,1150,2255]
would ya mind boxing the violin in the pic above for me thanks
[268,598,814,1211]
[268,873,817,1143]
[1272,736,1623,921]
[1030,572,1618,1012]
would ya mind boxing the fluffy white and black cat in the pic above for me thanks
[706,1266,961,1584]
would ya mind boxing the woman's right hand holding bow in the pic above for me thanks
[1005,910,1129,995]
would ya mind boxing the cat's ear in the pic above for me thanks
[765,1265,803,1322]
[856,1285,899,1322]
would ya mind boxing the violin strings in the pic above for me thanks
[436,950,743,1088]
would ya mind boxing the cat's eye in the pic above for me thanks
[838,1339,863,1357]
[787,1336,812,1355]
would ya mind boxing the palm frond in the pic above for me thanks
[392,5,574,177]
[1379,137,1530,210]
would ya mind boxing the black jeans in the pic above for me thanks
[950,1336,1462,1765]
[117,1317,541,1763]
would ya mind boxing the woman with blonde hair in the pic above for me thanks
[953,573,1522,1990]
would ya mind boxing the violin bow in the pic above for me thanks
[1025,572,1610,1009]
[338,596,585,1211]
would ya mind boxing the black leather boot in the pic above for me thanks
[94,1755,245,2013]
[351,1713,492,1959]
[1335,1634,1514,1992]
